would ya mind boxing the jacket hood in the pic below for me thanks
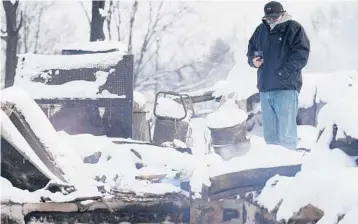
[269,12,292,29]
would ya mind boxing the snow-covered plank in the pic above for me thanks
[60,41,127,54]
[0,87,92,187]
[16,52,125,81]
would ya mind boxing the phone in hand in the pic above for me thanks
[254,51,264,60]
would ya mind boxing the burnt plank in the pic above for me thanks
[209,165,301,195]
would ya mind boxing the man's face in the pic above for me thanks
[264,15,282,24]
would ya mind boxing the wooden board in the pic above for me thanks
[208,165,301,196]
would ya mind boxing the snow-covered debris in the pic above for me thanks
[60,41,127,54]
[207,135,305,178]
[16,51,124,81]
[1,177,101,204]
[59,131,197,194]
[256,95,358,224]
[257,168,358,224]
[206,100,248,129]
[189,135,305,199]
[317,88,358,139]
[134,91,147,111]
[0,87,90,187]
[1,110,62,183]
[212,62,258,102]
[1,177,40,204]
[14,71,125,99]
[155,97,190,120]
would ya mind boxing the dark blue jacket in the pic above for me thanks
[247,18,310,93]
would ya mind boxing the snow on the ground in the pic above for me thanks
[14,71,125,99]
[1,110,62,182]
[206,99,248,129]
[59,41,127,53]
[296,125,320,150]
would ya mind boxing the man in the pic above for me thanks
[246,1,310,150]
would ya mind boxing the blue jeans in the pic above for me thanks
[259,90,298,150]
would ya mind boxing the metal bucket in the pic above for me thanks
[209,122,251,160]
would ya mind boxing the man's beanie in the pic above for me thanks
[263,1,285,18]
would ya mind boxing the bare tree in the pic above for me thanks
[105,0,113,40]
[2,0,23,88]
[90,0,106,41]
[127,0,138,54]
[19,2,53,54]
[133,0,191,86]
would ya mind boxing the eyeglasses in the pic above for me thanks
[264,16,280,21]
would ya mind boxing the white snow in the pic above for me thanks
[14,71,125,99]
[133,91,147,110]
[0,87,93,189]
[317,88,358,139]
[206,100,248,129]
[1,177,40,204]
[58,131,196,194]
[155,97,191,120]
[257,168,358,224]
[0,110,62,183]
[16,51,124,81]
[296,125,320,150]
[1,177,101,204]
[207,135,305,178]
[256,109,358,223]
[59,41,127,53]
[339,206,358,224]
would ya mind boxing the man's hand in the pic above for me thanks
[253,57,264,68]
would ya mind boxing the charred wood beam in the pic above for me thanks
[208,165,301,196]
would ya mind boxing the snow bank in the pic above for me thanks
[1,110,61,182]
[59,41,127,53]
[206,100,248,129]
[0,87,89,187]
[14,71,124,99]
